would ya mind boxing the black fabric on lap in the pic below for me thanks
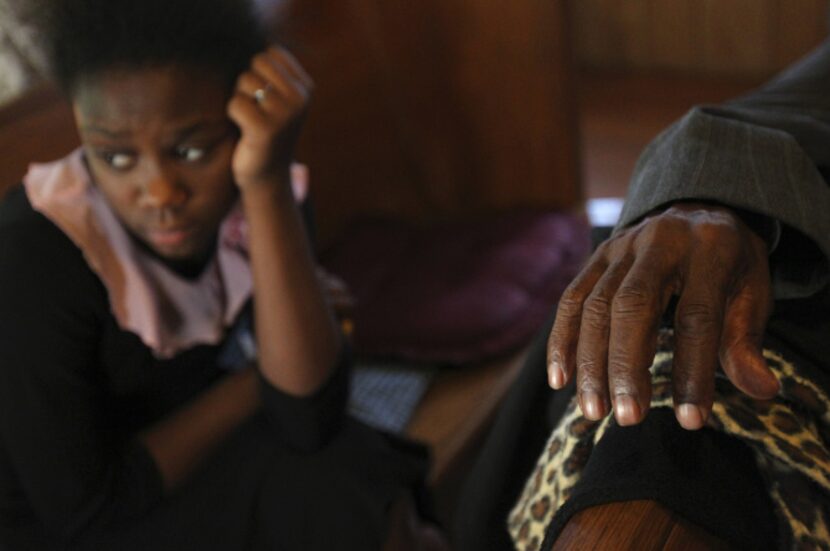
[453,315,782,551]
[540,408,778,551]
[64,417,426,551]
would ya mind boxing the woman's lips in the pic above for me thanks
[147,227,192,247]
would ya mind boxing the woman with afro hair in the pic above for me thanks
[0,1,447,549]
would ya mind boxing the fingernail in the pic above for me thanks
[614,395,640,426]
[677,403,705,430]
[581,392,603,420]
[549,360,565,389]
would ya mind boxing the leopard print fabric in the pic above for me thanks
[508,330,830,550]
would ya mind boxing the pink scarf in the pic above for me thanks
[24,149,308,359]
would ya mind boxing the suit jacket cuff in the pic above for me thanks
[617,107,830,299]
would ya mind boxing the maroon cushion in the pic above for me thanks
[320,210,590,364]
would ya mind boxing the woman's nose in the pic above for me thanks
[141,171,187,209]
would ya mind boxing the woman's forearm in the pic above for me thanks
[240,179,340,397]
[226,47,339,397]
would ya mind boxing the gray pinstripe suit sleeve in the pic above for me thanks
[617,39,830,300]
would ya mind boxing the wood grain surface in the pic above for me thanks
[570,0,827,77]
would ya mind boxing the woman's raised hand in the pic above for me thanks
[547,203,781,430]
[227,46,313,192]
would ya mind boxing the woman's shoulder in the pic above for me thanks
[2,183,63,233]
[0,184,102,299]
[1,184,85,256]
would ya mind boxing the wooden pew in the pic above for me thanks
[554,500,732,550]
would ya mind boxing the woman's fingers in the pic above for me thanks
[232,47,310,123]
[227,88,265,129]
[235,71,267,100]
[229,46,312,188]
[266,46,314,88]
[251,48,310,106]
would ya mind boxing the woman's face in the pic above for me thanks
[72,65,239,262]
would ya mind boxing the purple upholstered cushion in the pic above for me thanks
[320,210,591,364]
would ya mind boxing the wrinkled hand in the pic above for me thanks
[227,46,312,191]
[547,203,780,430]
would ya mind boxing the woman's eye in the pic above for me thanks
[103,152,136,170]
[177,146,206,162]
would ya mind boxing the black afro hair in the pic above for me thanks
[40,0,268,96]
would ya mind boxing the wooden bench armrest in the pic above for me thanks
[553,500,732,550]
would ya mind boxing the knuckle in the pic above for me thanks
[695,220,738,252]
[636,219,662,245]
[255,51,272,64]
[238,73,258,88]
[611,282,655,319]
[642,213,680,238]
[582,295,611,335]
[601,238,631,263]
[547,325,570,351]
[251,55,269,72]
[582,293,612,328]
[576,361,605,392]
[577,359,601,377]
[695,221,722,242]
[557,288,585,318]
[227,96,246,114]
[606,361,642,393]
[675,302,719,337]
[634,222,690,260]
[594,239,613,257]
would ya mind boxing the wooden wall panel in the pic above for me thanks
[447,0,580,210]
[618,0,653,68]
[570,0,829,77]
[571,0,623,67]
[774,0,830,67]
[649,0,699,70]
[266,0,581,247]
[700,0,775,74]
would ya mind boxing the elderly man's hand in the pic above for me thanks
[547,202,780,430]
